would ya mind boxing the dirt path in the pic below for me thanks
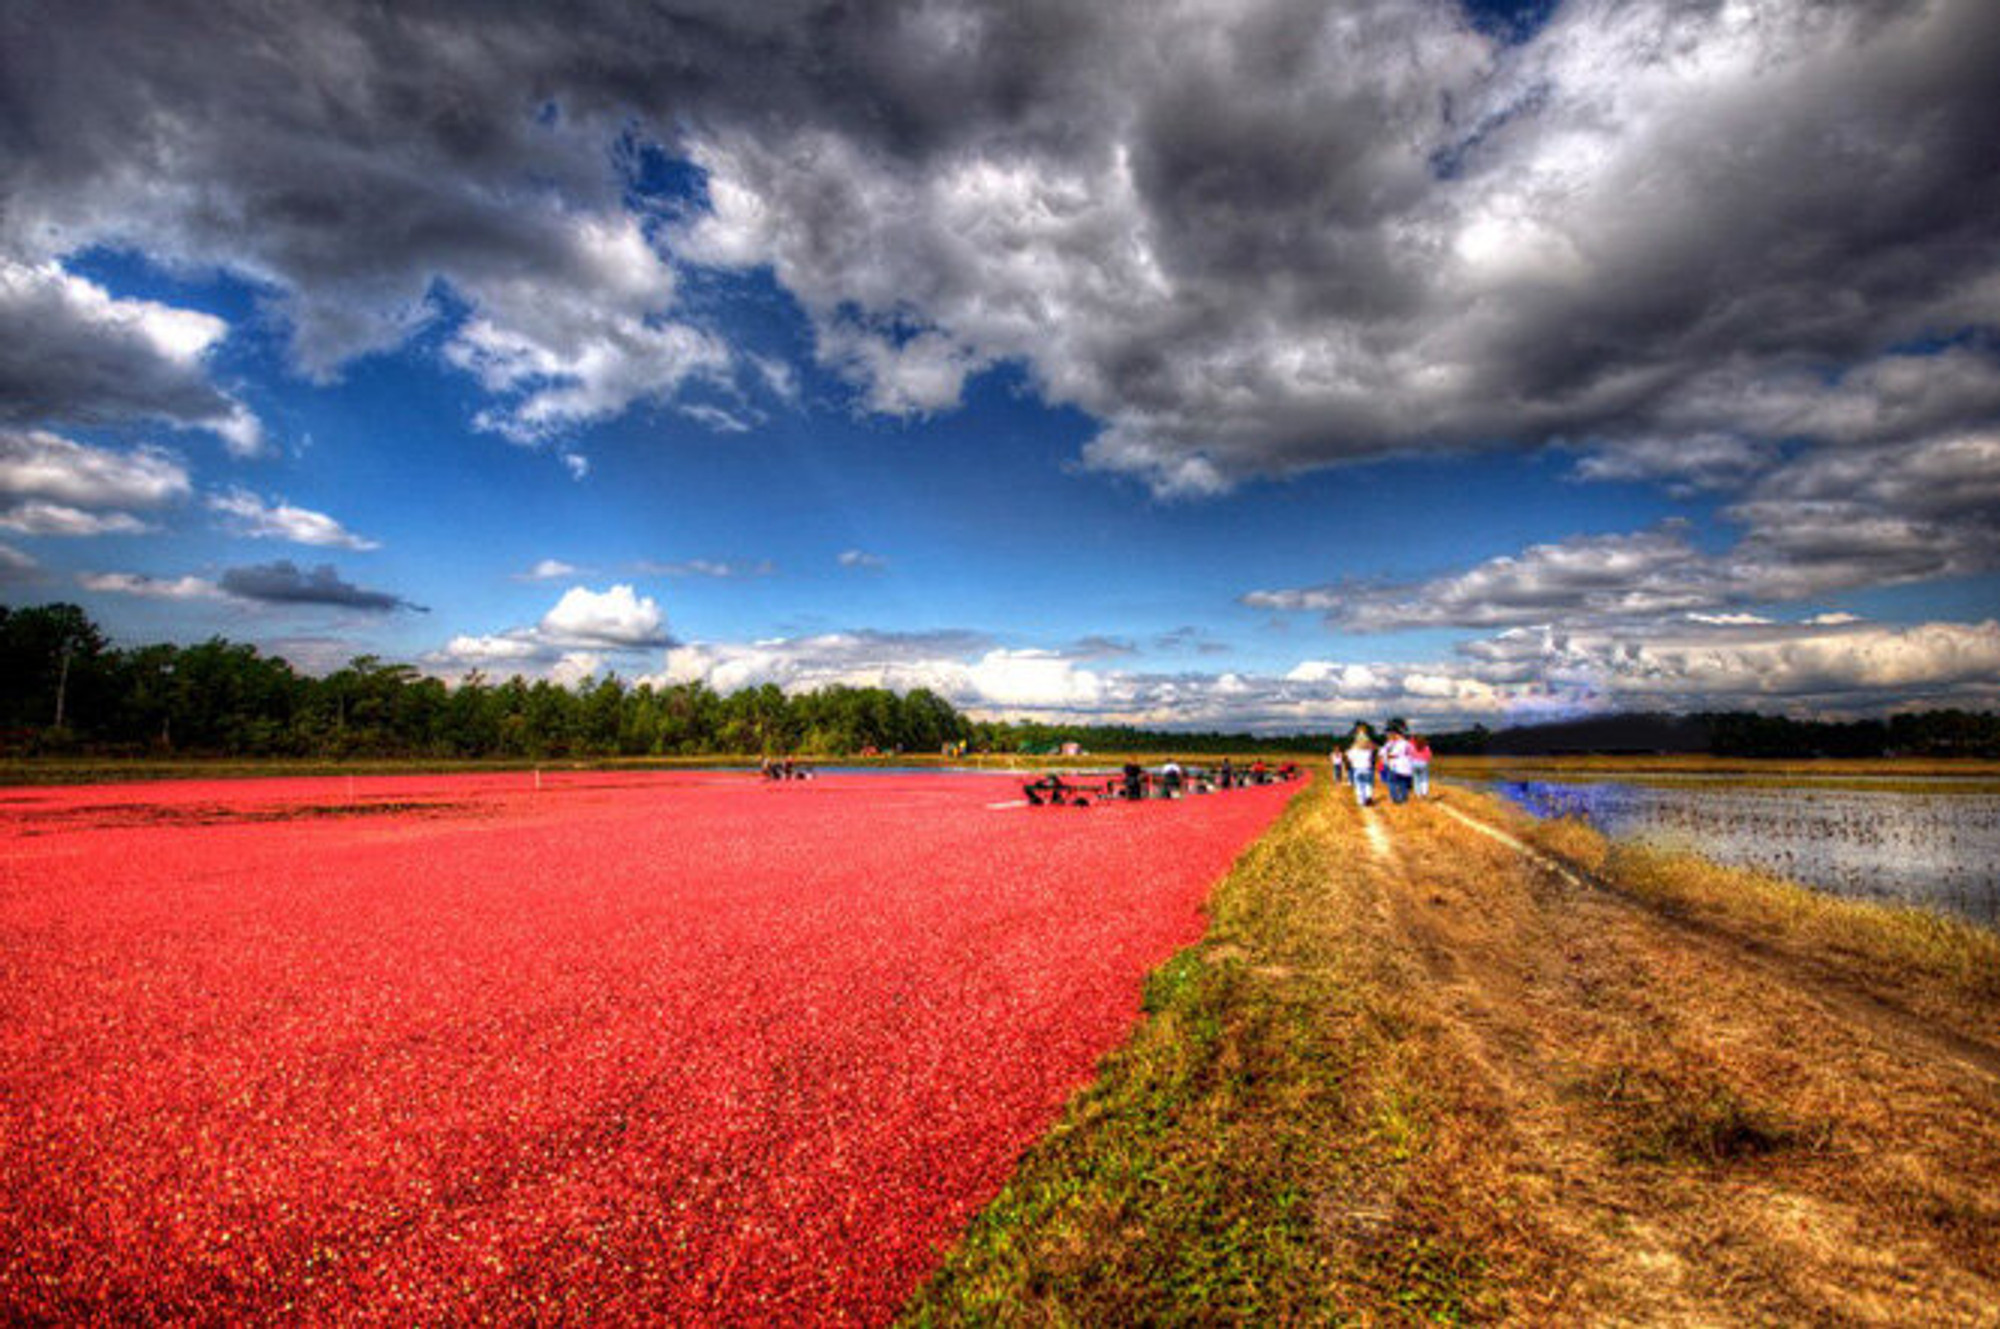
[1433,801,2000,1088]
[1325,789,2000,1325]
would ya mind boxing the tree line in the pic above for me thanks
[1428,709,2000,759]
[4,603,1995,760]
[1,603,973,758]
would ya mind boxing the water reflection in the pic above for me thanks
[1474,779,2000,927]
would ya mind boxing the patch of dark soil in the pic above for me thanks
[9,801,464,834]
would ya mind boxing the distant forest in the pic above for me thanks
[4,603,1996,760]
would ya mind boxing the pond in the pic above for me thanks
[1467,778,2000,927]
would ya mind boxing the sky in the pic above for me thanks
[2,0,1998,732]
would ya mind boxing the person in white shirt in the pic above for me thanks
[1382,730,1415,804]
[1345,728,1376,807]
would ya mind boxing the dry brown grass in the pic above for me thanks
[1388,792,2000,1323]
[1499,793,2000,1020]
[909,779,2000,1325]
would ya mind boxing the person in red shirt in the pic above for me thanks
[1410,734,1434,799]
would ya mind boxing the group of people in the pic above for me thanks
[757,756,814,781]
[1023,757,1302,807]
[1333,725,1433,806]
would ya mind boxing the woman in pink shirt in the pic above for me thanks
[1410,734,1434,799]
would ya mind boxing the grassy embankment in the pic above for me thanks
[903,778,2000,1324]
[904,777,1518,1323]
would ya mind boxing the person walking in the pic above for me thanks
[1383,728,1415,804]
[1410,733,1434,799]
[1345,726,1376,807]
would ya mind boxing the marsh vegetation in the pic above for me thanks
[1477,776,2000,926]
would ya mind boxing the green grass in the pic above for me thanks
[899,779,1503,1325]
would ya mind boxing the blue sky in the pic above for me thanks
[3,0,1997,730]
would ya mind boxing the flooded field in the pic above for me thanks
[1472,778,2000,927]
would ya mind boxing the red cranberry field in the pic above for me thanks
[1,770,1296,1323]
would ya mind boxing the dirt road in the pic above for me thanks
[1335,787,2000,1324]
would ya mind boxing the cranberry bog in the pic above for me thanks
[0,769,1298,1322]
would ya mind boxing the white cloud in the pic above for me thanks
[1687,613,1773,627]
[677,402,756,434]
[0,501,150,536]
[425,583,676,678]
[638,557,776,579]
[208,487,379,550]
[538,583,669,647]
[78,570,223,600]
[1257,422,2000,635]
[1569,433,1779,495]
[0,429,190,511]
[1454,617,2000,712]
[516,558,582,582]
[0,261,261,452]
[550,651,608,687]
[818,322,990,417]
[442,215,734,440]
[438,632,546,665]
[1252,617,2000,726]
[652,633,1110,715]
[1249,525,1720,632]
[964,648,1105,709]
[618,610,2000,728]
[838,549,889,570]
[0,541,39,581]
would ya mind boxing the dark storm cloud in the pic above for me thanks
[4,0,1998,504]
[0,262,254,446]
[218,561,425,613]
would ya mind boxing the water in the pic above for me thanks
[1470,778,2000,927]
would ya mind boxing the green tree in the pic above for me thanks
[0,602,110,735]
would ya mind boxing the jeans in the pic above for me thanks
[1385,772,1410,804]
[1413,764,1430,798]
[1352,771,1373,806]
